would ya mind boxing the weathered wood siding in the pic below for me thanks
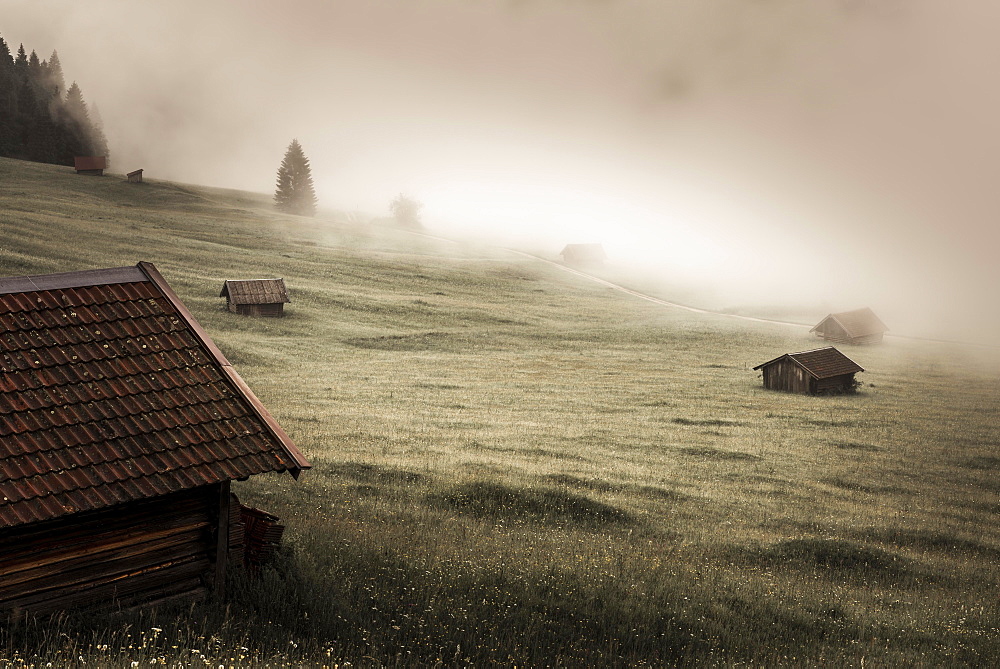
[762,362,856,394]
[228,301,285,317]
[0,484,227,616]
[761,359,811,393]
[815,321,884,345]
[813,373,857,394]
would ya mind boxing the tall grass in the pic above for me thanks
[2,157,999,666]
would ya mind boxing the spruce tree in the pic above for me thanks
[274,139,317,216]
[45,50,65,99]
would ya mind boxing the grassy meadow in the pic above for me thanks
[1,156,999,666]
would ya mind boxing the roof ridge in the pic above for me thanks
[0,266,148,297]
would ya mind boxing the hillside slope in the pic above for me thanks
[2,157,999,666]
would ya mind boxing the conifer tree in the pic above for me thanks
[44,50,65,99]
[274,139,317,216]
[0,36,15,154]
[14,44,27,73]
[60,81,95,162]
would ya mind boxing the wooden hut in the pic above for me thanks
[753,346,864,395]
[559,244,606,267]
[0,262,310,616]
[74,156,107,175]
[810,307,888,345]
[127,169,144,183]
[220,279,290,317]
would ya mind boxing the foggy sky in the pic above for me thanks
[4,1,999,342]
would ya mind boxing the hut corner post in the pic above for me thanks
[214,480,232,597]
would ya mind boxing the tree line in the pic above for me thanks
[0,33,109,167]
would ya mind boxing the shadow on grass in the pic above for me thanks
[961,456,1000,470]
[546,474,689,502]
[831,441,885,452]
[727,538,933,587]
[342,331,456,351]
[679,446,759,461]
[856,528,1000,561]
[822,477,903,495]
[432,481,634,528]
[317,461,425,485]
[672,417,744,427]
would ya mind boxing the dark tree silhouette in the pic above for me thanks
[274,139,317,216]
[0,37,111,166]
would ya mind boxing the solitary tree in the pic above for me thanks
[274,139,317,216]
[389,193,423,230]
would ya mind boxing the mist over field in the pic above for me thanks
[4,0,998,343]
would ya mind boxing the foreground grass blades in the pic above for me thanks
[1,157,999,666]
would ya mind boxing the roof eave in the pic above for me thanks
[137,262,311,474]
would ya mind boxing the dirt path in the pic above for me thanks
[503,248,813,329]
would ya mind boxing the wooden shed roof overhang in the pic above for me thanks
[0,262,310,530]
[219,279,290,306]
[753,346,864,379]
[810,307,888,339]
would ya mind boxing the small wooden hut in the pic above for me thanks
[74,156,107,175]
[220,279,290,317]
[753,346,864,395]
[0,262,310,616]
[127,169,144,183]
[810,307,887,345]
[559,244,606,267]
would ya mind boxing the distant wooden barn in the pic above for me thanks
[811,307,888,345]
[560,244,606,267]
[220,279,290,317]
[127,169,144,183]
[0,263,310,616]
[753,346,864,395]
[74,156,107,175]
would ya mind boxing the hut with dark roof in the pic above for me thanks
[753,346,864,395]
[74,156,107,176]
[810,308,888,345]
[0,262,310,616]
[559,244,606,267]
[220,278,290,317]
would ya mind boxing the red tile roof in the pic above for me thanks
[220,279,289,305]
[0,262,309,529]
[753,346,864,379]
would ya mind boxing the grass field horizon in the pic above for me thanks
[2,156,999,666]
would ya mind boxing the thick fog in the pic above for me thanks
[5,1,998,343]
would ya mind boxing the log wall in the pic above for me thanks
[0,484,226,616]
[228,302,285,317]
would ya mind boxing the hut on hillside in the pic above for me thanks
[220,278,290,317]
[560,244,606,267]
[811,307,888,345]
[753,346,864,395]
[127,169,144,183]
[74,156,107,175]
[0,262,310,616]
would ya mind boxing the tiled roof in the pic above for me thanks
[220,279,290,305]
[753,346,864,379]
[810,307,888,338]
[0,262,309,529]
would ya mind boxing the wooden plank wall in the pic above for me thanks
[233,303,284,317]
[0,485,223,616]
[762,360,811,394]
